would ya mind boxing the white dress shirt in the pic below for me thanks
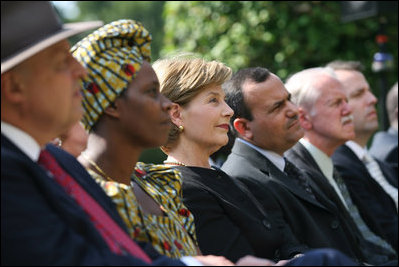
[345,140,367,161]
[237,138,285,172]
[346,140,398,211]
[1,121,41,162]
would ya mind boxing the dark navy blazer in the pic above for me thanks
[332,144,398,252]
[222,139,366,264]
[1,134,184,266]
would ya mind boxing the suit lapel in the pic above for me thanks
[2,136,92,224]
[46,144,128,231]
[290,143,324,174]
[268,161,329,210]
[232,141,328,210]
[230,140,271,178]
[289,143,345,212]
[338,144,398,192]
[375,158,398,188]
[339,145,371,175]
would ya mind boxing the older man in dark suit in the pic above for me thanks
[283,65,397,264]
[222,66,397,265]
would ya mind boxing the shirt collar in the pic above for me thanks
[299,138,333,180]
[345,140,367,161]
[237,138,285,172]
[1,121,41,162]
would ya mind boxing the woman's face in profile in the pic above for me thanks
[180,84,233,154]
[116,61,173,148]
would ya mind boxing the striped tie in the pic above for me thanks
[363,152,398,211]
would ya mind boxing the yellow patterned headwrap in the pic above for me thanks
[71,19,151,131]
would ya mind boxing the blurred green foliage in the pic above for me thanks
[162,1,397,95]
[55,1,398,162]
[162,1,398,139]
[55,1,398,104]
[139,148,167,164]
[60,1,166,60]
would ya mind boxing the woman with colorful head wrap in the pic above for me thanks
[71,19,204,259]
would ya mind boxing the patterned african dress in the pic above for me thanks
[87,162,199,258]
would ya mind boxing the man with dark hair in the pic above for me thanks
[222,67,371,264]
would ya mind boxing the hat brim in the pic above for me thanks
[1,21,103,74]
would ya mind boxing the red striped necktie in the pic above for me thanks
[38,149,152,263]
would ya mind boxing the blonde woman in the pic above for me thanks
[152,55,309,262]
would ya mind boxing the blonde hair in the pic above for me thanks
[153,54,232,152]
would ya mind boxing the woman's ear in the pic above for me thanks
[104,101,121,119]
[169,103,183,126]
[233,118,253,140]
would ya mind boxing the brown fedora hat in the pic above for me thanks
[1,1,103,74]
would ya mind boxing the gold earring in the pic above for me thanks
[178,125,184,132]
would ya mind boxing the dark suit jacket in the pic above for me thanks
[369,128,398,173]
[178,166,307,262]
[332,144,398,252]
[1,135,184,266]
[221,139,366,264]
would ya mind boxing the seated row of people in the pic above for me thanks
[68,31,398,265]
[2,2,397,266]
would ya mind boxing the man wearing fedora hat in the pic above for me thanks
[0,2,235,266]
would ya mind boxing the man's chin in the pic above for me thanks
[292,127,305,140]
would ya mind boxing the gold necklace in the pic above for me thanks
[82,154,116,182]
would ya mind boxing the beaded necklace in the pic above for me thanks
[163,160,186,166]
[163,156,186,166]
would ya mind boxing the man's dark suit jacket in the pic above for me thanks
[332,144,398,252]
[221,139,366,264]
[178,166,307,262]
[1,135,184,266]
[369,127,398,174]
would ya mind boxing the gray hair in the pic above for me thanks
[285,67,337,114]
